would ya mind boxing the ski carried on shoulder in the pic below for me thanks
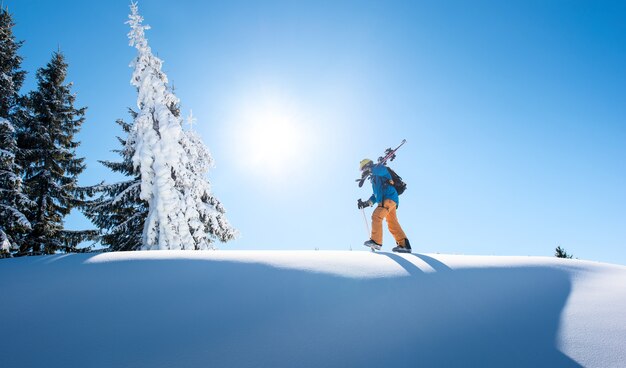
[356,139,406,188]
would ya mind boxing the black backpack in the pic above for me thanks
[386,167,407,195]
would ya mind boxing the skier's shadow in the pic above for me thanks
[380,252,424,276]
[410,253,451,272]
[378,252,451,276]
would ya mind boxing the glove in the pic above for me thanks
[357,199,373,209]
[356,170,371,188]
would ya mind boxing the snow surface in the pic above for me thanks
[1,251,625,368]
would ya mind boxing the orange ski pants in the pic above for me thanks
[371,199,407,246]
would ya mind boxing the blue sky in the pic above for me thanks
[9,0,625,264]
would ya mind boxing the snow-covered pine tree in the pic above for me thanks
[0,7,31,256]
[0,7,25,115]
[0,118,31,256]
[179,113,237,249]
[17,52,96,255]
[127,3,191,249]
[82,112,147,251]
[127,3,236,250]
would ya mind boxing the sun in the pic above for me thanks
[234,92,310,177]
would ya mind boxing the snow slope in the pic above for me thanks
[1,251,625,368]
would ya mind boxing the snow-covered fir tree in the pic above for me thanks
[179,113,237,248]
[126,3,236,250]
[83,112,147,251]
[16,52,96,255]
[0,7,25,116]
[0,7,31,256]
[0,118,31,255]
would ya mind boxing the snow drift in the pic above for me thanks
[1,251,625,368]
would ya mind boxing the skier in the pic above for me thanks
[357,159,412,253]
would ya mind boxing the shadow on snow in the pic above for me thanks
[0,254,580,368]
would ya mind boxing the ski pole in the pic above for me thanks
[361,208,370,237]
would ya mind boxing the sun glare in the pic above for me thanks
[235,92,311,177]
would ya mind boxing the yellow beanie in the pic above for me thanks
[359,159,373,171]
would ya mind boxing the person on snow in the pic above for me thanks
[357,159,411,253]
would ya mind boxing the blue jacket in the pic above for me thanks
[368,164,399,207]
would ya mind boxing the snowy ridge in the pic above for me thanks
[1,251,625,368]
[82,250,623,278]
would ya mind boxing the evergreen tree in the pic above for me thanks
[17,51,96,255]
[126,3,236,250]
[83,112,147,251]
[178,114,237,249]
[555,246,573,259]
[0,118,31,255]
[0,7,31,256]
[0,7,25,116]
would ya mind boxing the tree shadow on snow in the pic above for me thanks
[0,254,581,368]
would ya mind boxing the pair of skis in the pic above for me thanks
[356,139,406,188]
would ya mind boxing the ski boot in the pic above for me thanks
[392,238,412,253]
[363,239,382,252]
